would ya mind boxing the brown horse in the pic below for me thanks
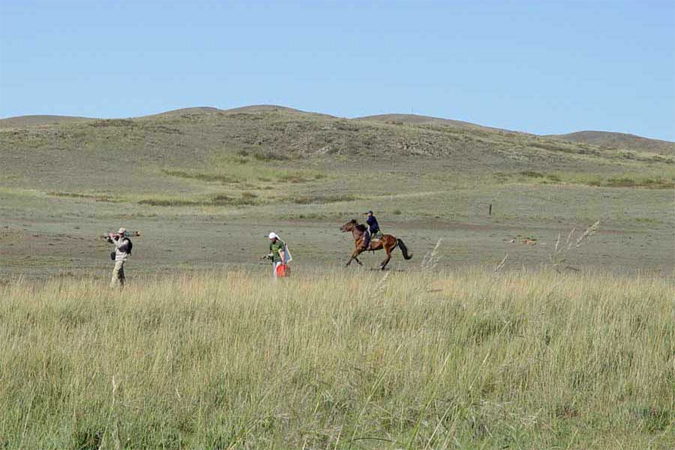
[340,219,413,269]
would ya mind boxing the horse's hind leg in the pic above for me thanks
[380,245,392,270]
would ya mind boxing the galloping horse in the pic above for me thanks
[340,219,413,270]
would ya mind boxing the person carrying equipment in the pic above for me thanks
[364,210,383,251]
[106,227,133,289]
[265,232,291,278]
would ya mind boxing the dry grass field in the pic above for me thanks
[0,270,673,449]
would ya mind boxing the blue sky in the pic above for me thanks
[1,0,673,140]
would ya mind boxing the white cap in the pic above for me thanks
[268,232,278,240]
[118,228,126,234]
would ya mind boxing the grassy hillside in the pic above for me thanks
[0,105,673,278]
[1,106,671,193]
[0,114,95,128]
[1,270,673,449]
[355,113,498,132]
[549,130,675,156]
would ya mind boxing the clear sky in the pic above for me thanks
[1,0,673,140]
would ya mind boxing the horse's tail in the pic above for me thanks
[397,239,413,260]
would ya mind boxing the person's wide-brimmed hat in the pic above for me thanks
[118,227,126,234]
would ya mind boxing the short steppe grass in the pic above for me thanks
[494,170,675,189]
[0,269,673,449]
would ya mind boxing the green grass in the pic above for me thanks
[162,162,327,187]
[494,170,675,189]
[0,269,673,449]
[136,194,258,207]
[161,169,239,184]
[47,191,118,202]
[288,194,359,204]
[587,176,675,189]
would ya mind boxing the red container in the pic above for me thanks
[276,264,291,277]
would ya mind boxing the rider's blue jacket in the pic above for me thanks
[366,215,380,234]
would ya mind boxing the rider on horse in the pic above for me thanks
[364,210,383,250]
[340,217,413,269]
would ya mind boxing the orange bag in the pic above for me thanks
[276,263,291,277]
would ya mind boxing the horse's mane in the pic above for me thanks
[355,223,367,232]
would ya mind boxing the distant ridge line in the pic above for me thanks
[0,105,672,149]
[547,130,675,155]
[0,115,96,128]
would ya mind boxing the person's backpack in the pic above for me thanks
[110,238,133,261]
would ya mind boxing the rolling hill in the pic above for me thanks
[0,104,671,201]
[548,130,675,156]
[356,113,516,134]
[3,107,670,156]
[1,105,672,190]
[0,114,95,128]
[1,105,667,180]
[141,106,225,118]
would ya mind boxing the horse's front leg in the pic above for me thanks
[347,248,363,267]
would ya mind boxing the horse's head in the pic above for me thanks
[340,219,358,233]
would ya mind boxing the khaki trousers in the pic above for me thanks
[110,260,125,288]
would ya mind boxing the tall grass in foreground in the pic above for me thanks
[0,270,673,449]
